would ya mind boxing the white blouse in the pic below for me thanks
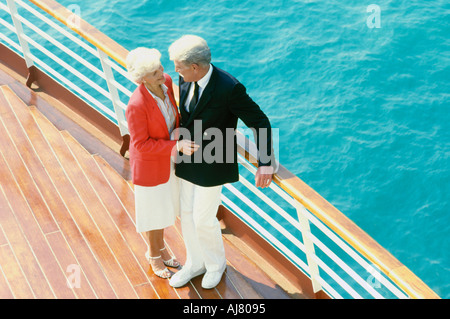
[146,84,177,135]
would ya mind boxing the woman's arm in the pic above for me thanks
[126,103,176,157]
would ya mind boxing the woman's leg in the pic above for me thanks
[147,229,171,278]
[147,229,164,256]
[158,229,179,267]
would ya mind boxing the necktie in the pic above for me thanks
[189,82,199,113]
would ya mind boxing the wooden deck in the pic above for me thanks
[0,65,298,299]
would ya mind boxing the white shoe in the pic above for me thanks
[201,265,227,289]
[169,266,206,288]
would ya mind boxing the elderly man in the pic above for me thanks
[168,35,274,289]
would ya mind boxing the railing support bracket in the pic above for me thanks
[120,134,130,157]
[26,65,37,88]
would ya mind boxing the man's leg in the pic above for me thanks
[179,179,205,271]
[192,184,225,273]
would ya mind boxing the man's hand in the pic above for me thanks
[177,140,199,155]
[255,166,274,188]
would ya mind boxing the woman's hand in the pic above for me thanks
[177,140,200,155]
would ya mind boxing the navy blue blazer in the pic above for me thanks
[175,64,273,187]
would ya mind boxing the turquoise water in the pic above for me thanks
[4,0,448,297]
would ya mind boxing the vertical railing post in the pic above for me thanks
[6,0,37,87]
[296,203,323,294]
[6,0,33,67]
[97,48,129,156]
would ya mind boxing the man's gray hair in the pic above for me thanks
[169,35,211,67]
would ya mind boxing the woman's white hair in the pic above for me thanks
[126,47,162,83]
[168,35,211,67]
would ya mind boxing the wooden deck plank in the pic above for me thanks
[30,107,138,299]
[216,271,243,299]
[0,159,55,298]
[62,131,165,299]
[0,113,59,235]
[93,155,136,220]
[45,231,96,299]
[222,233,292,299]
[0,243,33,299]
[0,224,7,247]
[0,86,59,234]
[12,106,117,299]
[0,85,11,116]
[0,122,76,299]
[0,189,34,299]
[7,80,131,180]
[62,131,149,285]
[1,87,119,298]
[134,283,162,299]
[223,266,263,299]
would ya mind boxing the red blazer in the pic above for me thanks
[126,73,180,186]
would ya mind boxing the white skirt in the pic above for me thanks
[134,167,180,233]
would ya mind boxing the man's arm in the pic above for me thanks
[228,82,274,188]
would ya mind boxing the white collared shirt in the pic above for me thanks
[184,64,213,112]
[145,84,176,135]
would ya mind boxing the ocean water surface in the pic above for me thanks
[4,0,448,297]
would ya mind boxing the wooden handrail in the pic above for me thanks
[236,140,440,299]
[20,0,439,299]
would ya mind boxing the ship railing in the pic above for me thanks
[0,0,130,152]
[0,0,439,299]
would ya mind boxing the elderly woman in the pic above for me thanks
[125,48,198,279]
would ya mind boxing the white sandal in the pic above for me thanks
[145,252,172,279]
[160,247,180,268]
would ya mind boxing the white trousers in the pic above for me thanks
[179,179,225,273]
